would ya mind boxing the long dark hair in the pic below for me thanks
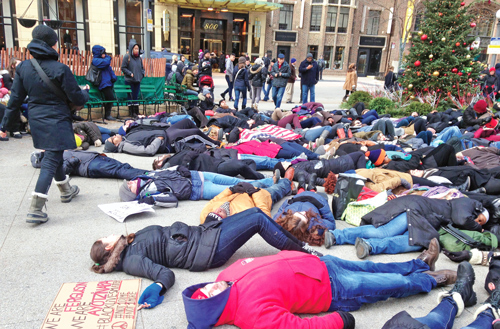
[8,57,19,77]
[276,209,325,246]
[90,234,135,273]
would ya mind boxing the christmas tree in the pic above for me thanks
[399,0,482,103]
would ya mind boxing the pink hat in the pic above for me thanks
[0,88,9,97]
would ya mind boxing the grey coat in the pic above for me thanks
[121,43,145,83]
[118,137,163,156]
[271,61,291,88]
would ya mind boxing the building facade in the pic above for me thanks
[4,0,500,76]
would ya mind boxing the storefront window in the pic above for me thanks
[116,0,143,55]
[341,0,351,4]
[366,10,380,35]
[338,8,349,33]
[308,45,318,59]
[329,0,338,3]
[44,0,87,50]
[323,46,333,69]
[310,6,322,32]
[326,7,337,33]
[178,15,193,58]
[279,4,293,30]
[333,46,344,69]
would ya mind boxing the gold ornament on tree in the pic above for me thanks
[418,31,423,36]
[441,37,446,42]
[433,71,440,76]
[408,84,413,89]
[466,54,470,59]
[429,54,434,59]
[410,95,415,99]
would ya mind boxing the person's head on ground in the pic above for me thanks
[104,135,123,152]
[218,99,227,108]
[90,233,135,273]
[277,53,285,64]
[191,281,230,299]
[409,169,424,177]
[365,149,389,167]
[306,53,313,63]
[411,111,419,117]
[119,178,144,201]
[152,154,172,170]
[476,209,489,226]
[276,209,325,246]
[324,172,338,194]
[32,24,58,49]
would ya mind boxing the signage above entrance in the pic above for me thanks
[202,19,223,32]
[359,36,386,47]
[275,31,297,43]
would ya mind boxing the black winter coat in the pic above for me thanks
[121,43,145,83]
[207,115,250,132]
[382,311,430,329]
[463,105,487,127]
[361,195,483,248]
[248,64,267,88]
[291,153,358,184]
[115,221,221,293]
[0,39,88,150]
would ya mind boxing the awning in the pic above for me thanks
[158,0,282,12]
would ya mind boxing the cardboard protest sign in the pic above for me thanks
[98,201,154,222]
[41,279,141,329]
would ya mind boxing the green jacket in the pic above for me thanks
[439,228,498,252]
[181,70,197,91]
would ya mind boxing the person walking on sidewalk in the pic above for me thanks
[299,53,319,104]
[0,25,88,224]
[342,63,357,103]
[121,40,145,116]
[318,55,326,80]
[221,53,235,101]
[284,58,297,104]
[271,54,291,108]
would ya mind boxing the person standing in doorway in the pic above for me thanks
[284,58,297,104]
[221,53,235,101]
[121,40,145,116]
[342,63,357,103]
[318,55,326,80]
[299,53,319,104]
[271,54,290,109]
[0,25,89,224]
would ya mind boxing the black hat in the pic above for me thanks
[104,140,118,153]
[32,25,58,47]
[273,162,286,178]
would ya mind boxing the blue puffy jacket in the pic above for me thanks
[273,191,336,230]
[91,45,116,90]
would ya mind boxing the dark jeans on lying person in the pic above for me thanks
[98,126,113,141]
[217,159,264,180]
[414,117,427,135]
[87,156,146,179]
[416,131,433,145]
[300,116,322,128]
[348,151,367,169]
[323,255,435,312]
[166,118,220,148]
[413,296,495,329]
[252,178,291,205]
[209,207,304,268]
[276,141,319,160]
[396,116,415,128]
[35,150,66,194]
[361,110,379,125]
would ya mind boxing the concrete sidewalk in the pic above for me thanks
[0,77,490,329]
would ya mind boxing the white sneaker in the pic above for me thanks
[297,152,308,160]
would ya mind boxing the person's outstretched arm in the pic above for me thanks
[122,137,162,156]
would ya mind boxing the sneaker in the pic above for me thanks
[447,261,477,307]
[302,243,324,257]
[10,132,22,139]
[273,169,281,184]
[324,230,336,249]
[319,151,332,160]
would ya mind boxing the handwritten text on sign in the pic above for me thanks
[41,279,141,329]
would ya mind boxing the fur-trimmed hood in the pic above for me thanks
[250,64,262,74]
[103,236,130,273]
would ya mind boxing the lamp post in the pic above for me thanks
[490,10,500,66]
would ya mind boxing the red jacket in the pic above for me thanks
[227,140,282,158]
[214,251,343,329]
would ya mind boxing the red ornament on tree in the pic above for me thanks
[421,34,428,41]
[458,72,463,76]
[452,68,458,73]
[453,85,456,88]
[470,22,476,28]
[463,42,467,46]
[424,88,429,92]
[437,89,441,92]
[444,74,447,76]
[455,42,460,47]
[469,78,473,82]
[452,50,455,53]
[430,41,433,44]
[461,2,465,5]
[467,93,471,96]
[414,60,421,67]
[439,12,443,16]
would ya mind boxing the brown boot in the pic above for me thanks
[284,167,296,195]
[417,238,440,271]
[424,270,457,287]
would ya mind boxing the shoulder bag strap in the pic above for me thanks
[30,58,68,103]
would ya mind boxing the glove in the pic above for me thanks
[400,178,412,189]
[229,182,257,194]
[94,139,102,147]
[485,116,493,123]
[443,249,472,263]
[336,311,355,329]
[138,283,164,309]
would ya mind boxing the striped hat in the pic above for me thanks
[220,202,231,216]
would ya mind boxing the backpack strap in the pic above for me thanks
[30,58,68,103]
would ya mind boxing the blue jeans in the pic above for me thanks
[87,156,146,179]
[302,84,316,104]
[263,178,291,205]
[322,256,435,312]
[210,208,304,268]
[304,126,332,141]
[98,126,112,141]
[300,117,322,128]
[35,150,66,194]
[223,75,233,99]
[263,83,272,100]
[234,87,247,109]
[415,296,495,329]
[201,172,273,199]
[332,213,422,255]
[272,86,286,108]
[239,154,281,170]
[276,141,319,160]
[125,81,141,104]
[431,126,462,147]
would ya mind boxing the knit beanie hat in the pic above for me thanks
[474,100,488,114]
[238,56,246,64]
[306,53,313,59]
[205,212,223,223]
[104,140,118,153]
[203,88,211,96]
[365,149,386,166]
[220,202,231,216]
[491,67,496,72]
[273,162,286,178]
[191,288,209,299]
[32,24,58,47]
[119,179,138,201]
[291,58,297,64]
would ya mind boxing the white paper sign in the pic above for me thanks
[98,201,155,222]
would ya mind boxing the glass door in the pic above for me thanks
[180,37,192,60]
[232,41,241,57]
[367,48,382,75]
[210,40,223,54]
[357,48,369,77]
